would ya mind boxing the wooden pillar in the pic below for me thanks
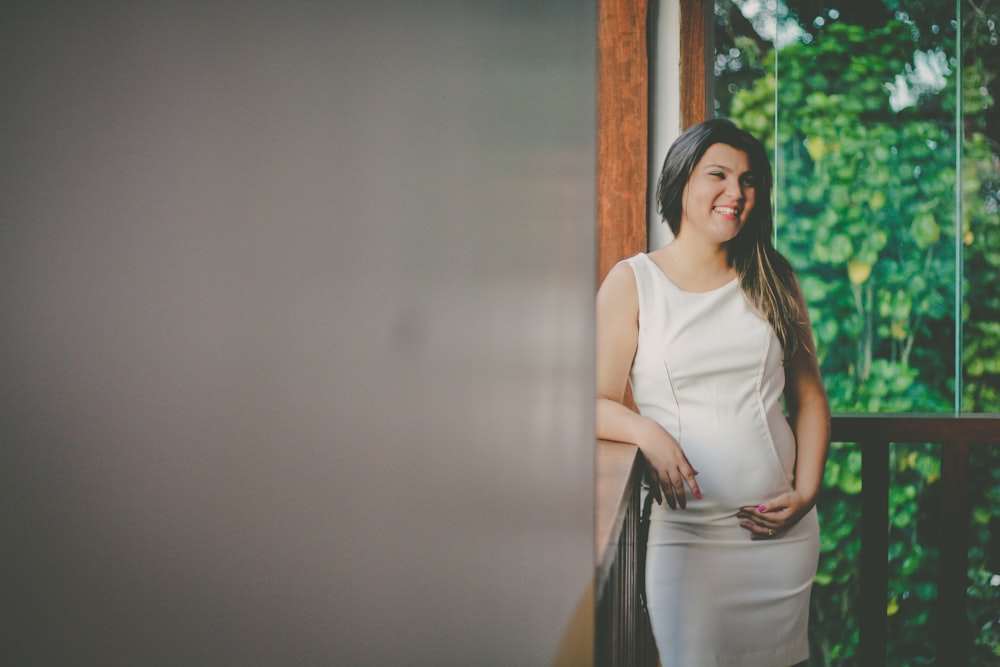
[597,0,649,285]
[597,0,714,285]
[680,0,715,127]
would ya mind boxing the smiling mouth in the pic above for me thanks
[714,206,740,217]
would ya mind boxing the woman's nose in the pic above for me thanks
[726,177,745,200]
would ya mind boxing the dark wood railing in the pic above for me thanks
[595,442,658,666]
[596,414,1000,666]
[831,414,1000,666]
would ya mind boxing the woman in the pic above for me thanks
[596,119,829,666]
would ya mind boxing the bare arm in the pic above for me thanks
[595,262,643,440]
[782,279,831,508]
[596,262,701,508]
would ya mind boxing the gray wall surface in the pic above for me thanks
[1,2,596,665]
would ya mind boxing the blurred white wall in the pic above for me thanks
[1,2,596,665]
[649,0,681,250]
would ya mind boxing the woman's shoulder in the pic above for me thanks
[599,258,638,294]
[613,251,660,280]
[614,251,649,269]
[597,257,641,315]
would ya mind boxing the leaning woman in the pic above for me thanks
[596,118,830,666]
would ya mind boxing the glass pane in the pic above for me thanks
[714,1,1000,663]
[717,1,959,415]
[961,3,1000,663]
[961,4,1000,415]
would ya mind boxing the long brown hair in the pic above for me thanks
[655,118,811,360]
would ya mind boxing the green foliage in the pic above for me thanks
[719,2,1000,664]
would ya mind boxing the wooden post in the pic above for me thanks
[680,0,714,127]
[860,440,890,665]
[939,441,971,665]
[597,0,649,285]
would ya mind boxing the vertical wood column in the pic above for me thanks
[860,441,890,666]
[597,0,649,285]
[939,442,971,666]
[680,0,715,127]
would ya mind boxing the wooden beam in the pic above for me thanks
[831,414,1000,444]
[597,0,648,285]
[680,0,714,127]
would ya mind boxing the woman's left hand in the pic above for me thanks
[737,490,813,540]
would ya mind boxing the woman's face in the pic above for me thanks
[678,142,756,245]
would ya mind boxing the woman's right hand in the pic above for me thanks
[637,421,701,509]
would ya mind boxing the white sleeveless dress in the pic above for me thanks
[625,252,819,667]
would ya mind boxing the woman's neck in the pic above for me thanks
[651,237,736,292]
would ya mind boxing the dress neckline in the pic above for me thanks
[638,252,739,295]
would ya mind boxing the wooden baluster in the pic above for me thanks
[939,441,971,666]
[860,440,890,666]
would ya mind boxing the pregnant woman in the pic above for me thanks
[596,119,830,666]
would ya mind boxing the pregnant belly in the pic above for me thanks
[680,428,792,511]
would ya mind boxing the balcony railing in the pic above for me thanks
[595,413,1000,666]
[595,441,657,666]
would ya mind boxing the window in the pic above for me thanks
[715,2,1000,662]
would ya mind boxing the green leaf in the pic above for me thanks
[911,213,941,248]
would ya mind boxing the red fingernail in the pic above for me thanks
[758,505,767,512]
